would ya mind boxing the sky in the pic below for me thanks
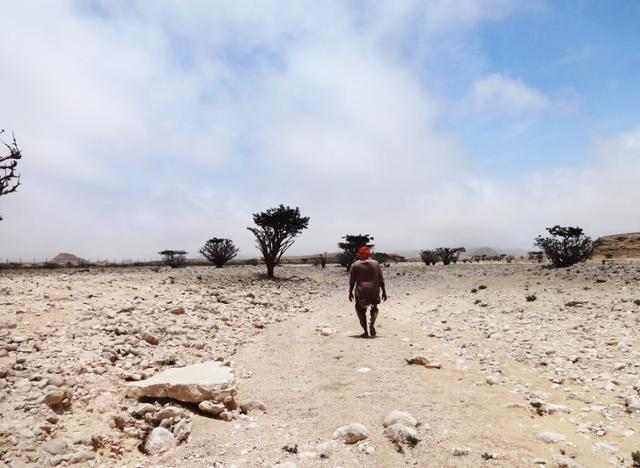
[1,0,639,261]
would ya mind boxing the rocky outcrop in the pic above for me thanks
[593,232,640,259]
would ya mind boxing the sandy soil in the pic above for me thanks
[1,262,639,467]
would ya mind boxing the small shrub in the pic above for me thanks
[525,293,537,302]
[634,299,640,306]
[632,450,640,468]
[471,288,478,294]
[160,355,177,365]
[474,299,481,305]
[338,234,374,271]
[282,443,298,454]
[533,225,596,268]
[565,300,587,307]
[159,250,187,268]
[435,247,466,265]
[420,249,440,266]
[199,237,238,268]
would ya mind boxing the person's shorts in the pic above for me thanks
[355,296,380,310]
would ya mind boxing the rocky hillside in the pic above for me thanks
[593,232,640,259]
[49,253,88,265]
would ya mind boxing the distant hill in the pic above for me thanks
[50,253,88,265]
[593,232,640,259]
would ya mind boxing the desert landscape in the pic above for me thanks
[1,257,639,467]
[2,2,640,467]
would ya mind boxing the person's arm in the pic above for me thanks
[349,265,356,302]
[378,263,387,301]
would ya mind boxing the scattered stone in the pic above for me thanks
[143,427,176,455]
[486,375,500,385]
[316,441,334,458]
[199,401,225,416]
[333,423,369,444]
[41,439,67,455]
[319,327,334,336]
[240,399,267,413]
[43,387,70,407]
[383,410,417,428]
[537,431,566,444]
[553,454,581,468]
[382,423,418,444]
[142,333,159,345]
[168,307,185,315]
[452,447,470,456]
[406,355,442,368]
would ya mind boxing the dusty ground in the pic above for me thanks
[1,262,639,467]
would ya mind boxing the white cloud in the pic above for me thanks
[465,73,551,115]
[0,1,637,262]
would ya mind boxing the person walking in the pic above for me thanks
[348,246,387,337]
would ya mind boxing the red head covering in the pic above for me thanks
[358,246,371,259]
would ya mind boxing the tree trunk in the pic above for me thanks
[266,262,275,278]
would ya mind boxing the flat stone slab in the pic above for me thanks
[127,361,236,403]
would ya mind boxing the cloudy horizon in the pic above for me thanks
[1,0,639,262]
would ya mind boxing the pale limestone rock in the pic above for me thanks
[127,361,235,403]
[383,410,417,428]
[240,399,266,413]
[537,431,566,443]
[333,423,368,444]
[199,401,225,416]
[143,427,176,455]
[382,423,418,444]
[41,439,67,455]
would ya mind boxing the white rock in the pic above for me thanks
[240,399,266,413]
[357,367,370,374]
[316,441,334,458]
[537,431,566,444]
[127,361,236,403]
[383,411,417,428]
[552,454,581,468]
[143,427,176,455]
[546,403,571,414]
[41,439,67,455]
[382,423,418,444]
[452,447,469,456]
[625,396,640,412]
[199,400,225,415]
[486,375,500,385]
[333,423,369,444]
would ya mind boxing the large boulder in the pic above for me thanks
[127,361,236,403]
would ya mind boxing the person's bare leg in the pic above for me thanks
[369,306,378,337]
[355,304,368,337]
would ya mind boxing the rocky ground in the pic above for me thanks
[0,262,639,467]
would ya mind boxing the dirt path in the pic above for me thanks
[163,282,613,468]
